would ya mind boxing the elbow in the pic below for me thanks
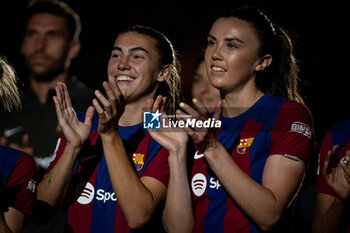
[255,213,282,231]
[127,213,152,230]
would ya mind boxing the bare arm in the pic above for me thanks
[163,147,194,233]
[312,193,344,233]
[37,82,94,207]
[312,146,350,233]
[205,144,305,230]
[145,97,194,233]
[1,207,24,233]
[179,100,305,231]
[93,81,167,229]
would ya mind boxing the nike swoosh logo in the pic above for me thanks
[3,126,23,137]
[194,151,204,159]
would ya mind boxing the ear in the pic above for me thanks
[157,64,171,82]
[255,54,272,71]
[67,40,81,60]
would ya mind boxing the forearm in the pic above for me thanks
[205,145,298,230]
[37,144,80,207]
[163,150,194,233]
[101,133,158,228]
[312,196,344,233]
[0,213,12,233]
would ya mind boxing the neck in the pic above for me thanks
[30,73,68,104]
[221,86,264,118]
[119,91,156,126]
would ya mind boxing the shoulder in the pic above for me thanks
[272,100,314,140]
[276,100,313,124]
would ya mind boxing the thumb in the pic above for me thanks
[84,106,95,126]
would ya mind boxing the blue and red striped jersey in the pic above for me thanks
[191,94,315,233]
[47,112,169,233]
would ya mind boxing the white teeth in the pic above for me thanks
[212,66,225,72]
[117,76,133,81]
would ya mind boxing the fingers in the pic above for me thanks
[146,95,166,112]
[53,95,67,127]
[62,82,73,111]
[179,100,203,119]
[55,82,76,118]
[213,100,222,120]
[109,79,127,108]
[109,78,123,99]
[322,145,338,177]
[340,151,350,184]
[92,98,105,120]
[191,98,209,116]
[84,106,95,126]
[153,95,164,111]
[161,97,166,113]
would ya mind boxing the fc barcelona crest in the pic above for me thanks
[237,137,255,154]
[132,153,145,171]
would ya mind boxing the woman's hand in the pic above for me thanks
[323,145,350,200]
[177,98,221,153]
[146,96,188,154]
[53,82,94,149]
[92,80,127,136]
[340,151,350,186]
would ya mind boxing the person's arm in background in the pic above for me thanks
[312,146,350,233]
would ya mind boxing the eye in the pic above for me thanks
[111,52,120,59]
[133,54,144,59]
[227,43,238,49]
[207,39,215,47]
[47,31,64,39]
[25,30,37,38]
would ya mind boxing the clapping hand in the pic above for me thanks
[177,98,221,153]
[92,80,127,136]
[146,95,188,154]
[53,82,95,149]
[323,145,350,200]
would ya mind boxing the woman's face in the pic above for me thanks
[107,32,162,102]
[204,17,261,93]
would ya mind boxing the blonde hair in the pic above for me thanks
[0,56,21,112]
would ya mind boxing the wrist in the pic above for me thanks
[64,142,83,155]
[100,131,120,142]
[168,147,187,163]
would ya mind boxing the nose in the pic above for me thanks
[118,57,131,71]
[211,45,223,61]
[34,35,46,51]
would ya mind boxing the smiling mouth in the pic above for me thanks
[117,76,134,81]
[211,66,226,72]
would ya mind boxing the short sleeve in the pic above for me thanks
[7,153,37,216]
[141,147,170,187]
[269,102,316,163]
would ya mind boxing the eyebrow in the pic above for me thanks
[208,34,244,44]
[112,46,150,54]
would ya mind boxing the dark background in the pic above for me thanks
[1,0,349,143]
